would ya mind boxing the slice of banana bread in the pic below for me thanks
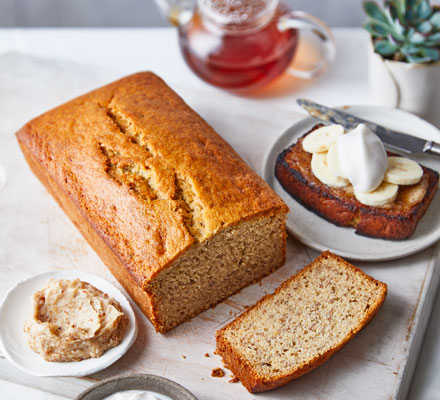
[216,251,387,393]
[275,125,439,240]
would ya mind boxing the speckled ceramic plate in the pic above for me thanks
[0,270,138,377]
[76,374,198,400]
[263,106,440,262]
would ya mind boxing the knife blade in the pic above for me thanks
[297,98,440,156]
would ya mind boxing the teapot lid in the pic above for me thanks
[198,0,279,32]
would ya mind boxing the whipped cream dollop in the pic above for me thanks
[337,124,388,193]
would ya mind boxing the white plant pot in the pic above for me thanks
[368,41,440,127]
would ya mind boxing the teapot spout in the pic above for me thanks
[154,0,195,26]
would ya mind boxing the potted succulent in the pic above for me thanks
[363,0,440,126]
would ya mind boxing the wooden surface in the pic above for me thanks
[0,53,440,400]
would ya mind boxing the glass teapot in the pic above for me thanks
[154,0,336,90]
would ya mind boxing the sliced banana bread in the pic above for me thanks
[275,125,439,240]
[216,251,387,393]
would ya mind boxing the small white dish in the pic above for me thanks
[263,105,440,262]
[0,270,138,377]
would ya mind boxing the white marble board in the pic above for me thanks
[0,54,439,400]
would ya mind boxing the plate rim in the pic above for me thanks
[0,270,138,377]
[262,105,440,262]
[75,373,198,400]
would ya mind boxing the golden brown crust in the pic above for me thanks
[18,141,159,327]
[16,72,287,332]
[216,251,387,393]
[275,125,439,240]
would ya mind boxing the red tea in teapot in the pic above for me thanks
[178,0,298,90]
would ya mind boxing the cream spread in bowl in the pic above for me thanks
[104,390,173,400]
[336,123,388,193]
[24,278,128,362]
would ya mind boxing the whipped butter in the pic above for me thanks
[337,124,388,193]
[104,390,173,400]
[24,279,128,362]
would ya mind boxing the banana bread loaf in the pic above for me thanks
[16,72,288,333]
[216,251,387,392]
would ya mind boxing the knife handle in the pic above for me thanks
[424,141,440,156]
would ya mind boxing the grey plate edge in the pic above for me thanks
[75,373,198,400]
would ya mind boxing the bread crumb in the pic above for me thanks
[182,355,186,359]
[211,368,225,377]
[205,353,210,357]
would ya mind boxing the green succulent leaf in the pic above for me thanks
[364,21,390,36]
[385,0,406,25]
[406,0,426,23]
[365,17,404,40]
[364,1,389,24]
[415,0,432,21]
[426,32,440,44]
[430,11,440,29]
[394,0,407,24]
[406,54,433,63]
[401,44,422,55]
[409,31,426,43]
[417,20,432,33]
[375,39,400,55]
[393,18,406,36]
[420,47,440,61]
[387,2,399,21]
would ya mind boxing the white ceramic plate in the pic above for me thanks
[263,106,440,262]
[0,270,138,377]
[0,163,6,191]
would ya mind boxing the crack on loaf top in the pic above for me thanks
[106,105,154,156]
[174,173,206,240]
[99,143,157,202]
[100,104,208,242]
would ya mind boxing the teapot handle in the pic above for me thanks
[278,11,336,80]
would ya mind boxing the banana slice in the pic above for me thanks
[354,181,398,207]
[302,124,345,153]
[327,143,347,178]
[384,156,423,185]
[311,153,349,188]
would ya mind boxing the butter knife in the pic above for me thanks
[297,98,440,156]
